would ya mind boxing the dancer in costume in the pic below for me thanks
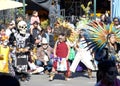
[9,21,34,81]
[49,26,71,81]
[70,29,95,78]
[95,60,120,86]
[86,20,120,82]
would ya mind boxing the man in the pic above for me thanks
[36,37,53,73]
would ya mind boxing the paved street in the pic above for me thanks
[21,72,97,86]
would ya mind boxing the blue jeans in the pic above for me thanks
[35,59,53,72]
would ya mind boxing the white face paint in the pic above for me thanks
[17,21,27,34]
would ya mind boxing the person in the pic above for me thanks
[112,17,120,29]
[0,29,10,73]
[95,60,120,86]
[106,17,120,33]
[30,11,41,33]
[105,33,120,61]
[25,14,31,31]
[70,29,95,78]
[84,20,120,82]
[0,72,20,86]
[16,14,24,25]
[49,33,71,81]
[54,0,60,18]
[95,33,120,82]
[106,33,120,74]
[30,11,40,25]
[42,26,55,48]
[9,21,34,81]
[36,37,53,74]
[30,21,41,46]
[6,21,16,38]
[28,55,44,74]
[49,1,57,28]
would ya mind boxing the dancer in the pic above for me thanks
[86,21,120,82]
[70,29,95,78]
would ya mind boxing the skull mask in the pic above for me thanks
[17,21,27,35]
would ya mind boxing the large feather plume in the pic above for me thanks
[87,21,120,53]
[54,20,78,42]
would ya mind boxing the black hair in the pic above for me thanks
[106,33,116,43]
[0,73,20,86]
[98,60,116,73]
[113,17,119,22]
[16,14,24,19]
[59,32,65,36]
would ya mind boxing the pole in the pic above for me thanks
[23,0,25,16]
[110,0,113,21]
[94,0,96,20]
[15,0,19,18]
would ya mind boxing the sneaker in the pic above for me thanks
[39,72,44,75]
[49,76,54,81]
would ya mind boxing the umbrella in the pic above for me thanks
[0,0,27,11]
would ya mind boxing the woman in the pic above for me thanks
[106,33,120,61]
[96,33,120,82]
[49,33,70,81]
[95,60,120,86]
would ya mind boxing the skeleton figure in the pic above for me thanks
[17,21,27,35]
[9,21,34,74]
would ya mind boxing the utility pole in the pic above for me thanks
[94,0,96,20]
[110,0,113,21]
[23,0,25,16]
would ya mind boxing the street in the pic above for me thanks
[21,72,96,86]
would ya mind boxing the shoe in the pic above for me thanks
[49,76,54,81]
[65,78,71,81]
[88,69,92,79]
[39,72,44,75]
[44,70,50,75]
[49,72,55,81]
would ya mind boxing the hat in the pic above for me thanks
[41,38,48,44]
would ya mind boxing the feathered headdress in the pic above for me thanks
[54,19,78,42]
[86,21,120,53]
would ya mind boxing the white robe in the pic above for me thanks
[70,40,95,72]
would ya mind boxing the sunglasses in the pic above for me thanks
[42,43,48,45]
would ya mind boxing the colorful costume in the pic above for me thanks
[9,21,34,81]
[0,45,10,73]
[86,21,120,60]
[70,38,95,72]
